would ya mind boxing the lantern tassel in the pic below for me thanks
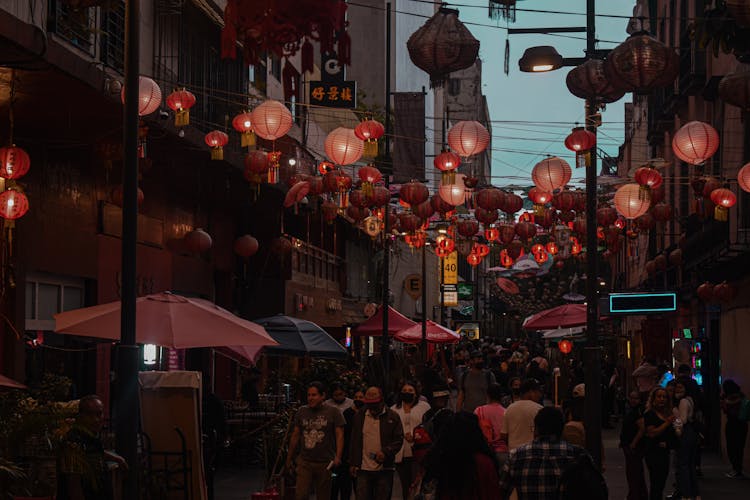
[576,151,590,169]
[175,109,190,127]
[210,147,224,161]
[241,131,256,148]
[714,205,729,221]
[441,171,456,185]
[534,203,545,217]
[363,140,378,159]
[638,185,651,201]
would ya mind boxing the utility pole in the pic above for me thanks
[381,2,392,393]
[421,241,428,362]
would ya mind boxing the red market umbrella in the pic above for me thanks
[354,305,417,337]
[217,345,263,367]
[53,291,278,349]
[522,303,587,331]
[0,374,27,390]
[496,277,520,295]
[394,320,460,344]
[284,180,310,208]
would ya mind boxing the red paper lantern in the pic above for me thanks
[528,187,552,216]
[701,177,723,199]
[346,205,370,222]
[558,339,573,354]
[400,181,430,206]
[399,213,422,232]
[614,217,626,230]
[349,190,369,208]
[308,177,324,196]
[205,131,229,160]
[713,281,738,303]
[651,203,673,222]
[370,185,391,207]
[515,221,537,240]
[476,188,506,211]
[614,184,650,219]
[502,193,523,215]
[564,127,596,168]
[447,120,490,157]
[474,207,498,225]
[0,188,29,220]
[485,227,499,242]
[166,89,196,127]
[244,151,269,185]
[354,119,384,158]
[738,163,750,193]
[473,243,490,257]
[507,240,524,259]
[467,253,482,266]
[184,228,212,253]
[596,206,618,226]
[532,156,572,193]
[534,209,555,229]
[111,185,145,208]
[552,190,576,211]
[234,235,259,258]
[321,201,338,223]
[546,241,559,255]
[413,200,435,220]
[325,127,364,165]
[438,182,465,206]
[634,166,663,191]
[435,246,450,258]
[318,161,335,175]
[251,100,293,141]
[0,146,30,180]
[457,219,479,238]
[696,282,714,302]
[498,223,516,244]
[232,111,256,148]
[434,150,461,172]
[499,249,514,267]
[672,121,719,165]
[531,243,545,255]
[120,75,161,116]
[710,187,737,221]
[358,165,382,185]
[635,212,655,230]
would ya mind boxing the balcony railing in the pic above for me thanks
[48,0,96,55]
[101,1,126,73]
[290,238,342,292]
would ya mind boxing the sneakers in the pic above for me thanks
[725,470,744,478]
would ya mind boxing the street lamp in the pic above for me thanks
[516,0,603,469]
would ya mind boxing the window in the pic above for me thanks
[448,78,461,96]
[101,0,126,73]
[270,54,282,82]
[48,1,96,55]
[25,274,86,331]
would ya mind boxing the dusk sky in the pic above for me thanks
[445,0,637,187]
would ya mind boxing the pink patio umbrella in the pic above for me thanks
[53,291,278,349]
[394,320,460,344]
[354,305,417,337]
[522,303,587,331]
[0,373,27,390]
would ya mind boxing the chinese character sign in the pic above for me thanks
[309,81,357,109]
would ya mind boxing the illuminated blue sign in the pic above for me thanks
[608,292,677,314]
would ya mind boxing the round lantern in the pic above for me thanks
[634,167,663,199]
[244,150,269,185]
[354,119,385,158]
[434,150,461,184]
[346,205,370,222]
[475,188,505,211]
[672,121,720,165]
[651,203,673,222]
[515,221,537,240]
[205,131,229,161]
[614,217,626,230]
[709,187,737,221]
[0,146,30,180]
[370,185,391,207]
[438,182,465,206]
[457,219,479,238]
[473,243,490,257]
[635,212,655,230]
[0,188,29,220]
[325,127,364,166]
[498,223,516,245]
[436,235,456,253]
[718,65,750,110]
[552,190,576,211]
[474,207,498,225]
[399,213,422,233]
[546,241,559,255]
[499,249,514,267]
[558,339,573,354]
[400,181,429,206]
[714,281,738,303]
[318,161,335,176]
[467,253,482,266]
[696,282,714,302]
[321,201,339,224]
[111,185,145,208]
[507,240,524,260]
[251,100,293,140]
[738,163,750,193]
[668,248,683,267]
[603,32,679,93]
[413,200,435,220]
[614,183,650,219]
[308,177,324,196]
[502,193,523,215]
[232,111,256,148]
[166,88,196,127]
[234,235,259,258]
[532,156,572,193]
[447,120,490,158]
[184,228,212,253]
[349,190,369,208]
[121,76,162,116]
[485,227,499,242]
[564,127,596,168]
[565,58,626,103]
[357,165,382,196]
[435,246,451,258]
[528,187,552,216]
[406,8,480,87]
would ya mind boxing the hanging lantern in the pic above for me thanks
[614,184,650,219]
[467,253,482,266]
[399,213,422,233]
[498,223,516,244]
[566,59,626,103]
[485,227,499,242]
[232,111,256,148]
[205,131,229,160]
[714,281,738,303]
[614,217,626,230]
[244,150,269,188]
[321,201,338,224]
[634,166,663,199]
[406,7,480,87]
[436,235,456,253]
[476,187,506,211]
[535,208,555,229]
[434,150,461,184]
[457,219,479,238]
[528,187,552,216]
[596,206,618,226]
[346,205,370,223]
[532,156,572,193]
[349,190,369,209]
[564,127,596,168]
[559,340,573,356]
[251,100,293,141]
[738,163,750,193]
[531,243,545,255]
[120,75,162,116]
[651,203,673,222]
[369,185,391,207]
[498,249,513,267]
[318,161,335,176]
[357,165,382,197]
[502,193,523,215]
[603,32,679,94]
[0,146,30,180]
[696,282,714,302]
[435,246,450,258]
[165,88,196,127]
[111,185,145,208]
[635,212,655,230]
[0,187,29,220]
[552,190,576,211]
[571,238,582,255]
[473,242,490,257]
[354,119,385,158]
[325,127,364,165]
[400,181,430,207]
[507,240,524,259]
[546,241,559,255]
[329,169,353,209]
[308,177,324,196]
[710,187,737,221]
[672,121,720,165]
[432,193,456,214]
[515,220,537,240]
[718,64,750,110]
[234,235,259,258]
[413,200,435,220]
[184,228,212,253]
[447,121,490,158]
[702,177,723,199]
[474,207,498,225]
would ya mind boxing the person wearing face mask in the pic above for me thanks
[391,381,430,500]
[326,383,354,414]
[349,386,404,500]
[457,351,496,413]
[331,389,365,500]
[501,377,523,408]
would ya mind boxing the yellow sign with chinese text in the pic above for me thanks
[442,251,458,285]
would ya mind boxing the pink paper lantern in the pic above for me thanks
[120,76,162,116]
[251,100,293,140]
[614,183,650,219]
[325,127,364,165]
[532,156,572,193]
[447,121,490,157]
[672,121,719,165]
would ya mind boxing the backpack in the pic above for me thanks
[475,406,496,445]
[558,453,608,500]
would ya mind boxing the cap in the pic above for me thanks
[431,389,450,398]
[363,396,383,404]
[572,383,585,398]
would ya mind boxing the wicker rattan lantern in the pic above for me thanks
[604,32,679,94]
[566,59,625,103]
[718,65,750,110]
[406,8,480,87]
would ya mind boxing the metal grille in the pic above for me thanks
[101,1,126,73]
[48,0,95,55]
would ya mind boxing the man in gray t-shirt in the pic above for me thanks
[457,351,497,413]
[287,382,345,499]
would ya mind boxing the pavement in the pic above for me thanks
[214,428,750,499]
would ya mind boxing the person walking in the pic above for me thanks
[457,350,496,413]
[474,383,509,467]
[331,389,365,500]
[620,390,647,500]
[721,379,749,478]
[643,387,676,500]
[501,377,522,408]
[349,386,403,500]
[391,381,430,500]
[286,382,345,500]
[673,377,700,499]
[501,378,543,451]
[325,383,354,414]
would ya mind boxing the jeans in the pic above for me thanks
[295,459,332,500]
[331,463,353,500]
[726,418,749,474]
[622,446,648,500]
[644,449,670,500]
[395,457,416,500]
[355,469,394,500]
[676,425,699,498]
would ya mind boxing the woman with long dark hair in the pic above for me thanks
[643,387,676,500]
[672,377,700,500]
[423,411,500,499]
[391,380,430,499]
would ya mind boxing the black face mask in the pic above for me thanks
[400,393,415,404]
[353,400,365,409]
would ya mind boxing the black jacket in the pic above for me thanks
[349,408,403,469]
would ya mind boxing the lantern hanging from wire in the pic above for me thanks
[476,187,506,211]
[184,228,213,253]
[710,187,736,221]
[232,111,256,148]
[447,121,490,158]
[634,166,663,199]
[166,88,196,127]
[369,185,391,207]
[205,131,229,160]
[718,64,750,111]
[400,180,430,206]
[434,150,461,184]
[515,220,537,240]
[234,235,259,258]
[528,187,552,216]
[546,241,559,255]
[485,227,500,242]
[603,32,679,94]
[499,249,514,267]
[558,339,573,354]
[321,201,339,224]
[318,161,335,175]
[251,100,293,141]
[357,165,382,197]
[0,187,29,220]
[475,207,498,225]
[738,163,750,193]
[614,183,650,219]
[532,156,572,193]
[564,127,596,168]
[436,235,456,253]
[0,146,30,180]
[325,127,364,166]
[502,193,523,215]
[457,219,479,238]
[438,180,465,206]
[467,253,482,266]
[566,59,626,104]
[354,119,385,158]
[120,75,162,116]
[672,121,719,165]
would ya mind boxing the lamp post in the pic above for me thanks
[381,2,392,392]
[517,0,603,467]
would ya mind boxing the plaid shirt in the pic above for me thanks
[498,436,587,500]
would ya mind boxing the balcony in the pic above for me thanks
[290,238,343,293]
